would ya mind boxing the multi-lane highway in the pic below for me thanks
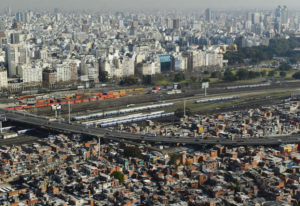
[2,109,300,146]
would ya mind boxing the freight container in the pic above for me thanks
[82,99,89,103]
[37,100,45,104]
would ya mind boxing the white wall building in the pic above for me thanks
[56,63,72,82]
[0,68,8,89]
[18,65,42,83]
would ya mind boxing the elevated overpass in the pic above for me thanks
[2,110,300,146]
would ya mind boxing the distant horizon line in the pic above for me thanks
[1,6,300,13]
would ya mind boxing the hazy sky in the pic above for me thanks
[2,0,300,10]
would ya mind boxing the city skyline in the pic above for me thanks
[1,0,300,11]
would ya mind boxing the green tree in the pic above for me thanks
[224,37,300,65]
[210,71,222,79]
[278,63,292,71]
[268,70,276,77]
[190,76,197,82]
[248,71,260,79]
[169,154,181,165]
[174,72,185,82]
[260,70,267,77]
[223,70,236,82]
[202,78,210,83]
[236,69,249,80]
[280,71,287,78]
[120,76,139,86]
[111,171,124,184]
[292,71,300,79]
[99,70,109,82]
[123,146,143,158]
[235,180,241,192]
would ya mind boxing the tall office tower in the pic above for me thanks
[275,5,289,25]
[205,8,212,23]
[166,18,173,29]
[82,24,89,33]
[251,13,260,25]
[54,8,59,14]
[98,16,103,24]
[264,14,272,27]
[55,13,61,22]
[7,44,19,77]
[6,7,12,16]
[16,12,24,23]
[6,44,28,77]
[247,12,252,22]
[281,6,288,24]
[80,57,88,75]
[173,19,180,30]
[275,6,282,18]
[70,63,78,82]
[10,33,20,44]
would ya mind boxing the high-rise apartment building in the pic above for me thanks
[205,8,212,23]
[0,68,8,89]
[6,44,29,77]
[173,19,180,30]
[18,65,42,84]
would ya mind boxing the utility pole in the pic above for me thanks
[183,100,186,117]
[68,101,71,124]
[98,137,101,157]
[0,121,2,134]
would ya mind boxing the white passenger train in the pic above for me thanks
[72,103,174,121]
[226,83,271,90]
[195,96,240,104]
[82,111,175,128]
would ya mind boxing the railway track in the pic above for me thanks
[26,81,300,118]
[0,135,39,146]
